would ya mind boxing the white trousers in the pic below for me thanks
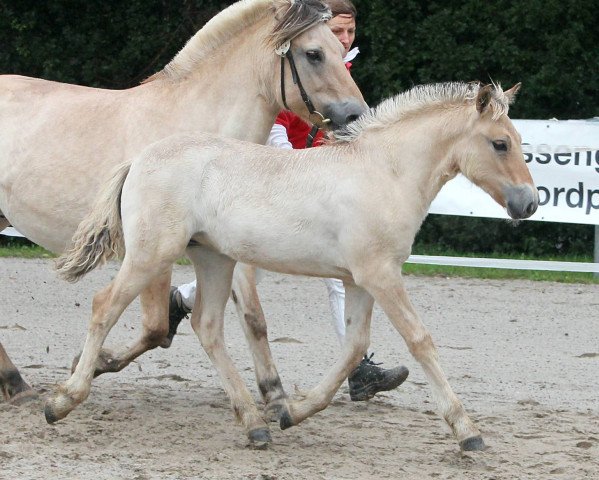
[177,275,347,345]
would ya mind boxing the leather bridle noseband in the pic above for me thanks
[276,40,331,147]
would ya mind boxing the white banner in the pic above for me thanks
[429,119,599,225]
[2,227,24,237]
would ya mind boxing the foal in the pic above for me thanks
[54,82,537,450]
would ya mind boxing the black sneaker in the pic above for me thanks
[348,353,409,401]
[166,286,192,345]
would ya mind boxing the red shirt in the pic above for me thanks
[274,110,325,149]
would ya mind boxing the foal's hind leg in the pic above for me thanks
[71,272,172,376]
[45,258,169,423]
[231,263,287,418]
[0,342,37,404]
[187,248,271,448]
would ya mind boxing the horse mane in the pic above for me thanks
[144,0,331,83]
[334,82,511,143]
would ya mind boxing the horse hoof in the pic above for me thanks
[279,408,295,430]
[44,403,66,425]
[460,435,486,451]
[44,392,75,424]
[248,428,272,449]
[44,402,63,424]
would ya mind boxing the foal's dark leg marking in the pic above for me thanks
[259,376,287,421]
[245,310,287,406]
[244,312,267,339]
[238,291,287,401]
[258,378,285,400]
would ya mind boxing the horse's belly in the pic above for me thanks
[0,148,110,253]
[1,188,83,253]
[215,232,347,278]
[247,257,348,278]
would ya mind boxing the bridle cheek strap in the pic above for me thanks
[278,42,330,148]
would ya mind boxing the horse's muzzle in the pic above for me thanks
[324,100,368,130]
[504,184,539,219]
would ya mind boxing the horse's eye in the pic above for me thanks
[306,50,322,63]
[492,140,508,152]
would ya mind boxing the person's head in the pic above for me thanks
[325,0,357,56]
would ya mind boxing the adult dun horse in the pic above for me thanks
[55,82,538,450]
[0,0,366,406]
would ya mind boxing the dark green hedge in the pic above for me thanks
[1,0,597,255]
[352,0,598,119]
[0,0,231,87]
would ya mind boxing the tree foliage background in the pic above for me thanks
[1,0,597,255]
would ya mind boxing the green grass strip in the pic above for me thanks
[1,243,597,283]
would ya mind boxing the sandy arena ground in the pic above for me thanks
[1,257,598,479]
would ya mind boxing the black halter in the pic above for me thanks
[277,41,330,148]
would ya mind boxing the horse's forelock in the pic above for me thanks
[271,0,332,48]
[488,83,510,120]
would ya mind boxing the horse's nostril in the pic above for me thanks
[526,202,536,215]
[346,114,359,123]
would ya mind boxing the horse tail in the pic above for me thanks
[56,161,131,282]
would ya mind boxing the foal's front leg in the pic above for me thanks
[187,248,271,448]
[278,282,374,429]
[231,263,287,418]
[366,267,484,451]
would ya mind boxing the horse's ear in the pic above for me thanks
[476,84,494,114]
[504,83,522,105]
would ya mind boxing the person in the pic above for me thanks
[168,0,409,401]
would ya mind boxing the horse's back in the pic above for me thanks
[0,74,111,105]
[1,74,73,93]
[0,74,127,144]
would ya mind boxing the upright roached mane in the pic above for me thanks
[146,0,332,83]
[334,82,512,143]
